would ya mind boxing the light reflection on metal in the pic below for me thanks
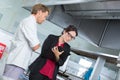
[36,0,117,6]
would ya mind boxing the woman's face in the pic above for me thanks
[62,31,76,43]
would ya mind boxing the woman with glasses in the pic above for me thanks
[29,25,78,80]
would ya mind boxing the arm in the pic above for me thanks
[53,44,70,66]
[21,22,40,50]
[57,51,70,66]
[32,43,40,51]
[40,35,56,60]
[52,46,64,61]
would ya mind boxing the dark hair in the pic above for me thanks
[31,3,50,14]
[63,25,78,36]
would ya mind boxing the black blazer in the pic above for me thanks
[29,34,70,80]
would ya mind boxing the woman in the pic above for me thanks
[29,25,78,80]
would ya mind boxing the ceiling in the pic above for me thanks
[63,1,120,19]
[23,0,120,19]
[27,0,120,19]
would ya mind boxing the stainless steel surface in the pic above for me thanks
[23,0,120,65]
[63,1,120,19]
[23,0,120,51]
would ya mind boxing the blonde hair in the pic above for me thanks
[31,3,50,14]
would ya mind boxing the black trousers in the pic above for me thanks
[29,72,50,80]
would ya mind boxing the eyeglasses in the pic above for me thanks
[67,32,75,39]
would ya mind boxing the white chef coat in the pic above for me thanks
[6,15,40,70]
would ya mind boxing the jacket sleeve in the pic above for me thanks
[40,35,56,60]
[56,44,70,66]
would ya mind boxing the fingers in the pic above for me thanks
[52,46,58,52]
[52,46,58,50]
[59,51,64,55]
[52,46,64,54]
[61,51,64,53]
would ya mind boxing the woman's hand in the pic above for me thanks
[52,46,64,61]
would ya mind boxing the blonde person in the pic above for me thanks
[3,3,50,80]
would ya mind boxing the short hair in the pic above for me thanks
[63,25,78,36]
[31,3,50,14]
